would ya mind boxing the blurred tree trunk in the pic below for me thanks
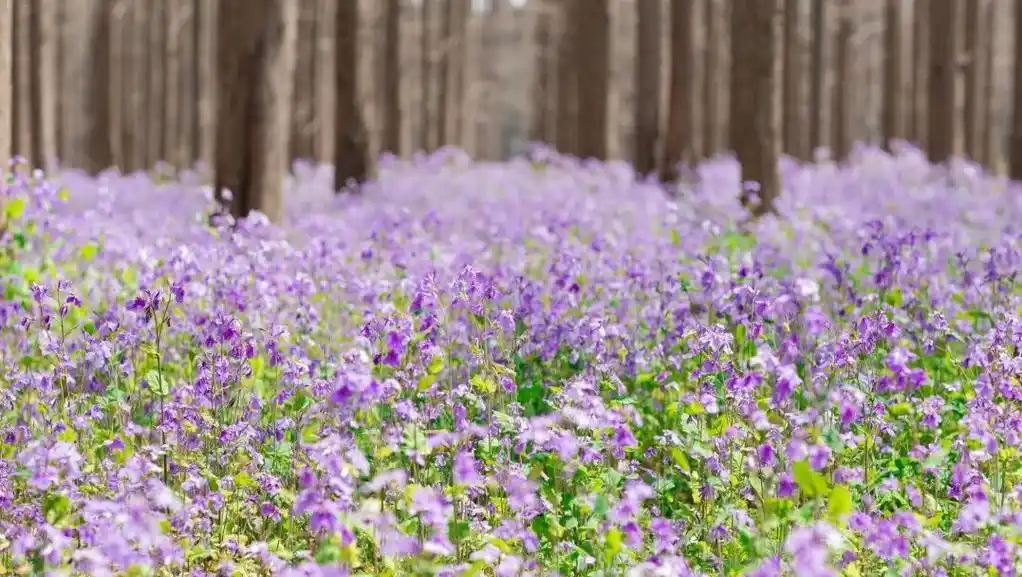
[980,0,996,169]
[13,0,33,162]
[147,0,166,166]
[927,0,954,164]
[781,0,805,159]
[178,0,196,168]
[882,0,903,151]
[89,0,113,173]
[437,0,452,146]
[576,0,609,160]
[450,0,469,149]
[58,0,108,172]
[382,0,401,154]
[702,0,720,156]
[730,0,780,216]
[661,0,694,182]
[419,0,434,151]
[808,0,826,155]
[334,0,368,191]
[910,0,928,146]
[530,1,555,145]
[633,0,661,175]
[832,3,852,161]
[108,0,124,168]
[164,0,184,167]
[30,0,58,171]
[963,0,980,160]
[0,0,10,168]
[555,1,578,155]
[214,0,297,223]
[314,0,334,162]
[1010,0,1022,179]
[290,0,316,161]
[124,0,145,172]
[197,0,217,175]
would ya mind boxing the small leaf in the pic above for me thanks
[792,460,830,498]
[827,485,854,521]
[145,370,170,396]
[78,242,100,262]
[4,197,26,220]
[605,527,623,559]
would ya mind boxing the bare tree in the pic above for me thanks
[882,0,903,150]
[729,0,780,216]
[0,0,11,168]
[927,0,954,164]
[808,0,826,155]
[633,0,662,175]
[576,0,609,160]
[832,2,852,161]
[963,0,981,160]
[661,0,694,182]
[214,0,298,223]
[382,0,401,154]
[781,0,805,159]
[555,0,578,155]
[702,0,720,156]
[334,0,368,191]
[1010,0,1022,179]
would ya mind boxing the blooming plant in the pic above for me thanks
[1,146,1021,577]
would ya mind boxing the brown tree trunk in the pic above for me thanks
[0,0,11,168]
[882,0,903,150]
[164,0,183,167]
[832,3,852,161]
[334,0,368,191]
[911,0,928,146]
[555,1,578,154]
[530,1,555,145]
[730,0,780,215]
[419,0,434,151]
[108,0,124,168]
[451,0,470,149]
[980,0,996,169]
[13,0,33,162]
[197,0,218,175]
[177,0,196,168]
[808,0,826,155]
[782,0,805,159]
[576,0,609,160]
[437,0,452,146]
[214,0,298,223]
[963,0,980,160]
[313,0,334,163]
[289,0,316,162]
[29,0,58,172]
[927,0,954,164]
[703,0,720,156]
[381,0,402,154]
[147,0,166,167]
[661,0,694,182]
[634,0,662,175]
[1010,0,1022,179]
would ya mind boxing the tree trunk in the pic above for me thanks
[13,0,33,162]
[164,0,184,167]
[1010,0,1022,179]
[214,0,298,224]
[730,0,780,215]
[0,0,11,169]
[980,0,996,169]
[702,0,720,156]
[289,0,316,162]
[832,3,852,161]
[381,0,402,154]
[808,0,826,155]
[29,0,58,172]
[927,0,954,164]
[177,0,196,168]
[419,0,433,151]
[334,0,368,191]
[555,1,578,155]
[437,0,452,146]
[576,0,609,161]
[196,0,218,175]
[882,0,903,150]
[314,0,334,163]
[633,0,662,175]
[530,1,554,145]
[661,0,694,182]
[451,0,470,149]
[147,0,166,167]
[911,0,928,147]
[781,0,805,159]
[963,0,980,160]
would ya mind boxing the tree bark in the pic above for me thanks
[290,0,316,161]
[214,0,298,224]
[781,0,805,159]
[530,0,554,145]
[661,0,694,182]
[702,0,720,157]
[29,0,58,171]
[576,0,609,160]
[164,0,184,167]
[808,0,826,155]
[980,0,996,169]
[196,0,218,175]
[1010,0,1022,179]
[927,0,954,164]
[0,0,11,169]
[963,0,980,160]
[177,0,196,168]
[13,0,33,161]
[381,0,402,154]
[832,3,852,161]
[334,0,368,191]
[314,0,335,162]
[437,0,452,146]
[419,0,434,151]
[729,0,780,215]
[555,0,578,155]
[882,0,903,150]
[147,0,166,166]
[911,0,928,146]
[634,0,662,175]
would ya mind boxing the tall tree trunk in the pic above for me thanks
[963,0,980,160]
[147,0,166,167]
[981,0,997,169]
[334,0,368,191]
[29,0,58,172]
[911,0,928,147]
[832,3,852,161]
[89,0,112,173]
[0,0,11,169]
[419,0,433,151]
[59,0,107,172]
[108,0,124,168]
[808,0,826,155]
[882,0,903,150]
[555,1,578,154]
[1010,0,1022,179]
[634,0,662,175]
[661,0,694,182]
[530,1,554,145]
[576,0,609,160]
[196,0,218,175]
[437,0,452,146]
[381,0,402,154]
[782,0,805,159]
[702,0,720,156]
[314,0,334,162]
[927,0,954,164]
[730,0,780,215]
[214,0,298,224]
[164,0,183,167]
[289,0,316,162]
[177,0,196,168]
[13,0,33,162]
[451,0,470,149]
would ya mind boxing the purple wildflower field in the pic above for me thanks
[1,145,1022,577]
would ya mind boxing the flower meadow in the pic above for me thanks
[1,145,1021,577]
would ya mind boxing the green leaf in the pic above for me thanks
[792,460,831,498]
[470,373,496,394]
[605,527,623,559]
[4,197,26,221]
[427,354,445,375]
[145,370,170,396]
[827,485,854,521]
[42,492,72,525]
[78,242,100,262]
